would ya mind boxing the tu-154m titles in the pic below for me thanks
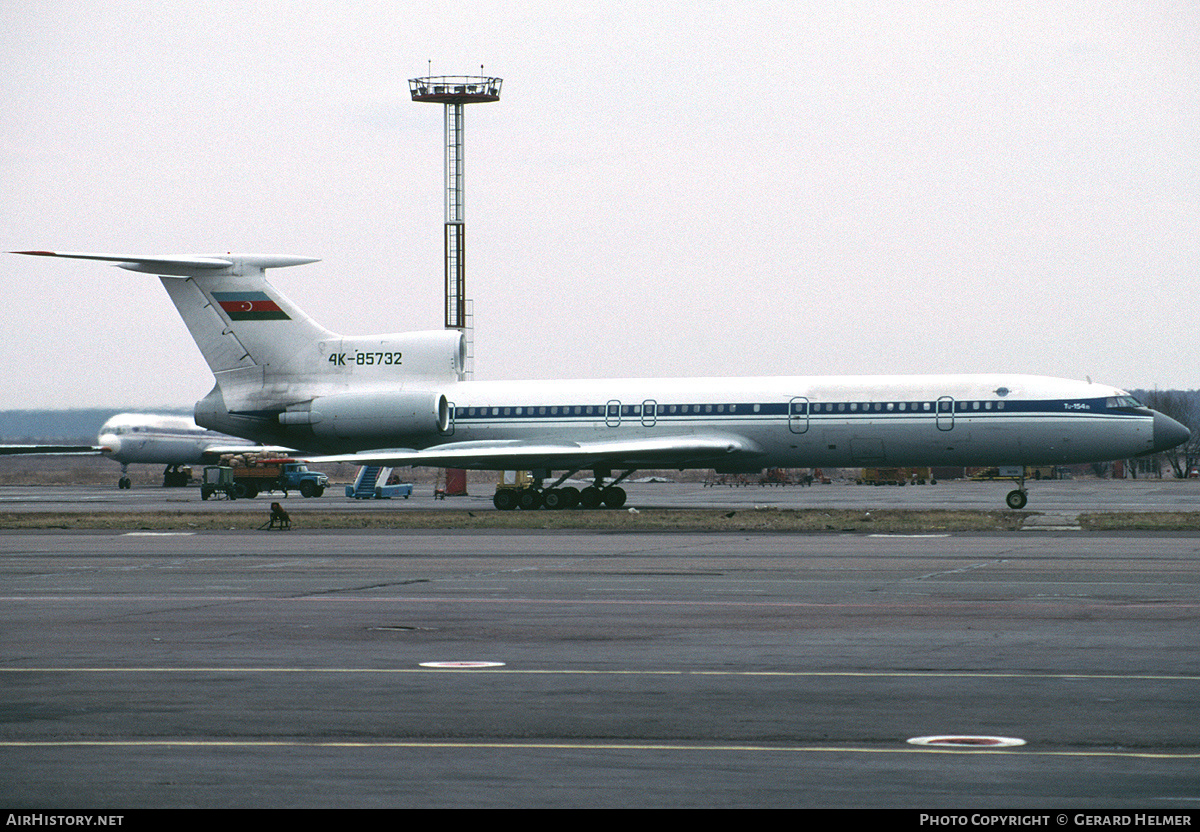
[13,251,1190,510]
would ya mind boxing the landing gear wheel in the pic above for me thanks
[579,486,603,510]
[118,476,131,490]
[517,488,543,510]
[493,490,518,511]
[1006,489,1028,510]
[561,487,580,509]
[601,486,627,509]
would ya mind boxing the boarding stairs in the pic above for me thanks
[349,465,395,499]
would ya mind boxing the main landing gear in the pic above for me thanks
[493,469,633,511]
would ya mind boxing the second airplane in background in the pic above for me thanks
[0,412,291,488]
[96,412,293,488]
[14,250,1191,509]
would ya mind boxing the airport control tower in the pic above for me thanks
[409,74,502,350]
[410,73,501,498]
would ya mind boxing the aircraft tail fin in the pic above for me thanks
[15,250,466,445]
[13,251,334,379]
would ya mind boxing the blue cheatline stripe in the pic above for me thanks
[451,398,1137,421]
[232,398,1145,425]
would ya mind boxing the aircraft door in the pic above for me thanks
[641,400,657,427]
[936,396,955,431]
[789,397,810,434]
[606,400,621,428]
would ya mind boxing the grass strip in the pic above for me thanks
[0,508,1033,533]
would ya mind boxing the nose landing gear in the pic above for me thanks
[1005,470,1028,509]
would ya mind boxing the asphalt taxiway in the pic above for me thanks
[2,501,1198,809]
[0,477,1197,513]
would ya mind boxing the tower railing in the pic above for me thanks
[409,76,502,103]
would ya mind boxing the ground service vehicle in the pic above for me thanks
[200,466,237,500]
[345,465,413,499]
[220,455,328,498]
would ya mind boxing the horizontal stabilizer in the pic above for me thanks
[12,251,318,276]
[304,433,763,471]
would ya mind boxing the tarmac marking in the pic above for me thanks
[2,667,1199,681]
[4,595,1198,612]
[0,739,1197,759]
[907,734,1026,748]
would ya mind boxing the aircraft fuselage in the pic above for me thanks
[431,374,1157,470]
[207,373,1173,472]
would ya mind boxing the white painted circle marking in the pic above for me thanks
[907,735,1026,748]
[420,661,506,669]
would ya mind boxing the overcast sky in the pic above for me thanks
[2,0,1196,410]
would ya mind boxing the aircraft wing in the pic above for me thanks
[0,444,102,456]
[304,433,764,472]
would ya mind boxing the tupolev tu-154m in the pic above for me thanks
[13,250,1190,510]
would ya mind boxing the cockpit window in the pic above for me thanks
[1106,396,1144,409]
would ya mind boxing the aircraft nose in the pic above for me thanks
[1152,410,1191,453]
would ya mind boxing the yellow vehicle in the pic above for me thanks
[858,467,932,486]
[494,471,542,510]
[969,466,1055,481]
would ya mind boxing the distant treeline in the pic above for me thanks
[0,409,191,443]
[1131,389,1200,428]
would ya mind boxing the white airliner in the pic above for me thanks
[13,251,1190,510]
[95,412,287,488]
[1,412,284,488]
